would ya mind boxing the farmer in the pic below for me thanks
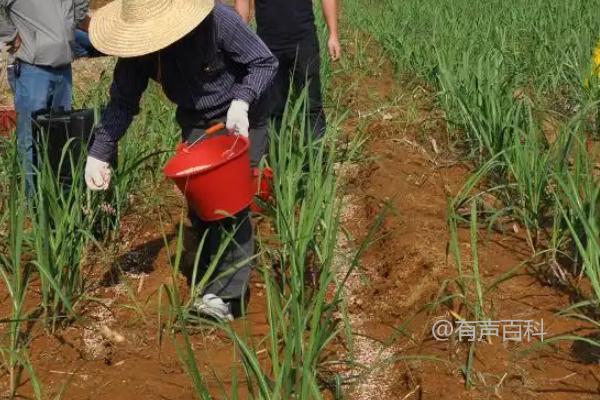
[0,0,90,193]
[85,0,278,321]
[235,0,341,140]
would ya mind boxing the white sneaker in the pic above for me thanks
[192,294,234,322]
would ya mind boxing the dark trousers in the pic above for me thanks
[187,209,253,301]
[178,110,266,300]
[258,38,326,142]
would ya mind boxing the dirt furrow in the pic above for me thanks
[337,34,600,399]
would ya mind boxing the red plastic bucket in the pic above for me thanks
[163,134,253,221]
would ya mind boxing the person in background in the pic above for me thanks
[235,0,341,140]
[0,0,90,193]
[86,0,277,321]
[2,12,101,102]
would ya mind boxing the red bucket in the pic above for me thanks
[0,106,16,137]
[164,134,253,221]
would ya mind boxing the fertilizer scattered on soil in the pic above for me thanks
[82,298,119,360]
[334,191,396,399]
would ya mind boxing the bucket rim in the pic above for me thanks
[164,134,250,179]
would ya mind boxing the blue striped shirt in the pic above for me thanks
[89,4,278,162]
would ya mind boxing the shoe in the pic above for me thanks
[191,294,234,322]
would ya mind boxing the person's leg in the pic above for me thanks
[49,65,72,112]
[189,208,254,317]
[190,209,254,299]
[14,63,53,195]
[246,50,294,166]
[248,102,269,167]
[267,50,294,134]
[292,40,326,140]
[179,119,255,318]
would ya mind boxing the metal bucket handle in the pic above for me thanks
[183,122,243,160]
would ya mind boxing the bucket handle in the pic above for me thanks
[183,122,242,160]
[183,122,226,153]
[222,134,241,159]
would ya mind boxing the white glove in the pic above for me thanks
[85,156,111,191]
[226,99,249,137]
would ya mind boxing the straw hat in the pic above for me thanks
[90,0,214,58]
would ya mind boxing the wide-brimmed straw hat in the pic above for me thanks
[90,0,214,58]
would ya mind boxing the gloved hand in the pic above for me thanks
[226,99,249,137]
[85,156,111,191]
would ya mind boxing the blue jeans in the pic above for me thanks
[14,62,72,194]
[73,29,104,58]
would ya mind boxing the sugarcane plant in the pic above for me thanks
[0,145,34,397]
[29,132,98,330]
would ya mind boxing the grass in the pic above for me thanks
[555,138,600,301]
[0,148,30,397]
[447,195,487,388]
[0,135,87,396]
[30,136,95,328]
[346,0,600,298]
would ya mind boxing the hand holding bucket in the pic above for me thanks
[225,99,249,138]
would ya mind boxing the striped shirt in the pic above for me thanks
[89,4,278,162]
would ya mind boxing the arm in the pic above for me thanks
[214,5,278,106]
[0,2,17,45]
[88,58,150,162]
[74,0,90,26]
[234,0,251,23]
[321,0,341,61]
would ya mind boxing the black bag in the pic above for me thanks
[32,109,96,184]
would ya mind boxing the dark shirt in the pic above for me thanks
[89,4,278,162]
[255,0,317,51]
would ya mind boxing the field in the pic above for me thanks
[1,0,600,399]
